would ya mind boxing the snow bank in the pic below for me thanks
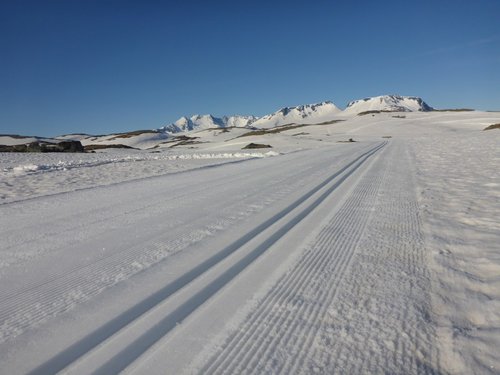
[0,151,279,203]
[2,151,278,176]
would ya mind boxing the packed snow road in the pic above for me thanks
[0,140,437,374]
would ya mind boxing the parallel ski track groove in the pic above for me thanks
[204,181,373,374]
[0,157,301,299]
[28,142,385,375]
[202,143,387,375]
[0,175,308,341]
[91,142,386,375]
[0,169,251,296]
[0,153,335,335]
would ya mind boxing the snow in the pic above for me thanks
[343,94,432,115]
[251,101,342,128]
[0,150,278,203]
[160,114,257,133]
[0,96,433,152]
[412,130,500,373]
[0,110,499,374]
[77,131,170,149]
[0,135,55,146]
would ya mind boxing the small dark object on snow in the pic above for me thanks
[243,143,272,149]
[337,138,356,144]
[484,123,500,131]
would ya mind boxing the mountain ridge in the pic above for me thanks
[159,95,432,133]
[0,95,436,148]
[343,95,433,114]
[251,101,342,129]
[159,114,258,133]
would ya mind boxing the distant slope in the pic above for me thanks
[251,101,342,129]
[70,131,169,150]
[343,95,433,115]
[0,135,56,146]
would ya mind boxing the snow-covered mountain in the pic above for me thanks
[251,101,342,129]
[159,114,257,133]
[157,97,432,134]
[343,95,433,115]
[159,102,342,133]
[1,95,438,152]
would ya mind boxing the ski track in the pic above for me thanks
[0,158,285,268]
[0,140,441,374]
[0,143,384,372]
[25,143,384,375]
[2,111,498,375]
[0,148,360,343]
[321,142,438,374]
[201,144,386,375]
[200,141,438,374]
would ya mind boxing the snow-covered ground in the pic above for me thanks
[0,150,277,204]
[413,131,500,374]
[342,95,432,115]
[0,111,499,374]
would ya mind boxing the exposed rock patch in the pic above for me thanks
[0,140,84,153]
[242,143,272,149]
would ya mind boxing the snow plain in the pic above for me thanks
[0,111,499,374]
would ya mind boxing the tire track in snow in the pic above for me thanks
[27,143,385,375]
[201,142,386,375]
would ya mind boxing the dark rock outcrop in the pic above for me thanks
[84,144,137,151]
[0,140,84,153]
[242,143,272,149]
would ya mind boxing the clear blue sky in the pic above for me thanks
[1,0,499,137]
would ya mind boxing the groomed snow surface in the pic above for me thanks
[0,111,499,374]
